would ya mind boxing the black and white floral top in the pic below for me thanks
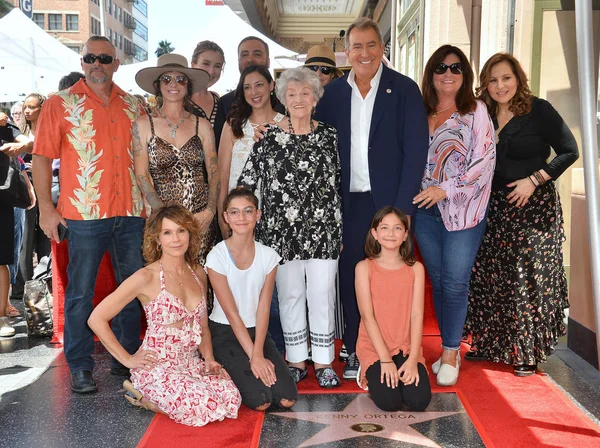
[238,122,342,263]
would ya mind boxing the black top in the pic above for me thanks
[189,92,226,149]
[0,122,21,167]
[493,97,579,186]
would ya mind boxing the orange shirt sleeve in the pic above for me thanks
[33,94,64,160]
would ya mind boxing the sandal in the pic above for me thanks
[315,367,341,388]
[6,305,20,318]
[288,366,308,384]
[123,380,148,409]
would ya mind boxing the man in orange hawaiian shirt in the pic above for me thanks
[33,36,145,394]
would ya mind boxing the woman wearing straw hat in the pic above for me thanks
[304,45,344,87]
[132,54,219,268]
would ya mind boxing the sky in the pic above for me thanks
[141,1,300,95]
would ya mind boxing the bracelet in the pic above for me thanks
[528,176,538,187]
[380,360,394,364]
[533,171,546,185]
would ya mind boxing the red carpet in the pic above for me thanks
[48,243,599,446]
[136,336,600,448]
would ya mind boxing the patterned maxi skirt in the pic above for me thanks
[464,181,569,366]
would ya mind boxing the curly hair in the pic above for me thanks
[421,45,477,116]
[19,93,47,136]
[477,53,533,118]
[275,67,323,108]
[364,206,415,266]
[143,202,202,267]
[228,65,276,139]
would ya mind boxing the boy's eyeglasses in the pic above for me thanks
[306,65,334,76]
[226,207,256,218]
[159,74,188,86]
[434,62,463,75]
[82,54,115,65]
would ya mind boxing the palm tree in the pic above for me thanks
[0,0,14,19]
[155,40,175,58]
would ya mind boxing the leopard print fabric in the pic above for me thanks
[147,115,217,267]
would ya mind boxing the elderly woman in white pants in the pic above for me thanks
[239,66,342,388]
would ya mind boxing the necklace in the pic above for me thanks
[158,108,185,138]
[432,104,455,118]
[288,117,315,135]
[166,269,184,287]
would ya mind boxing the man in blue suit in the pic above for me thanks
[316,17,429,379]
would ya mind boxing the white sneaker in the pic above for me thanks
[436,352,461,386]
[0,317,16,338]
[432,357,442,374]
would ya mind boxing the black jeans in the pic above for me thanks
[366,352,432,412]
[209,320,297,410]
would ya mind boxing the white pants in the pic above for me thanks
[276,258,338,365]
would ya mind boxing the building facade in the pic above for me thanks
[8,0,148,63]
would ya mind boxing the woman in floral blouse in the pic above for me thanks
[239,67,342,388]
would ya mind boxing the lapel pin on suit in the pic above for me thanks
[386,89,392,93]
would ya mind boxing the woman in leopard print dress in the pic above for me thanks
[132,54,219,269]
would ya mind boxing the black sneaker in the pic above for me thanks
[343,352,360,379]
[338,344,349,362]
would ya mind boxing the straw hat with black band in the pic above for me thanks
[135,53,210,94]
[304,45,344,78]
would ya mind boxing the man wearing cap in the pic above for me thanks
[33,36,146,394]
[315,18,429,381]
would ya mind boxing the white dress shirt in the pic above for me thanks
[347,62,383,192]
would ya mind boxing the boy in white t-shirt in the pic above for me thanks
[206,187,297,410]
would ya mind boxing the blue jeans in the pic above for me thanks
[9,207,25,284]
[415,207,486,350]
[64,217,144,373]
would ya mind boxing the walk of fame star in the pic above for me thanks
[259,392,485,447]
[270,394,458,447]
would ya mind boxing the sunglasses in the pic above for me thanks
[82,53,115,65]
[306,65,334,76]
[159,74,188,86]
[434,62,463,75]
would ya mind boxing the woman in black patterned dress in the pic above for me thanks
[239,67,342,388]
[464,53,579,376]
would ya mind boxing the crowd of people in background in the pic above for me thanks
[0,15,578,427]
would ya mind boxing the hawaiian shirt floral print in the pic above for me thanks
[239,123,342,263]
[34,79,145,220]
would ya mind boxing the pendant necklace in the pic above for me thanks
[167,270,184,287]
[158,108,185,138]
[432,104,455,118]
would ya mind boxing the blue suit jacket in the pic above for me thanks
[316,64,429,216]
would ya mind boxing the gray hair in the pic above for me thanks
[345,17,383,49]
[10,101,23,116]
[275,67,324,108]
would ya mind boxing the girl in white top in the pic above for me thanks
[206,186,297,411]
[217,65,284,238]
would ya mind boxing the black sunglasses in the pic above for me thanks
[306,65,334,76]
[434,62,463,75]
[82,53,115,65]
[159,74,188,86]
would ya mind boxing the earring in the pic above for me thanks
[312,106,316,116]
[157,243,162,251]
[285,108,289,117]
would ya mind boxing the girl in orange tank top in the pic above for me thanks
[355,206,431,412]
